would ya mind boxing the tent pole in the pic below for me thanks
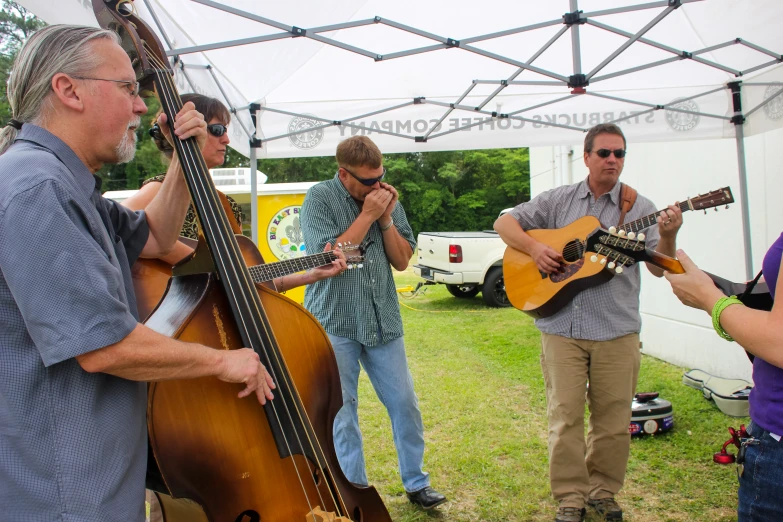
[249,103,262,245]
[728,82,753,280]
[569,0,582,75]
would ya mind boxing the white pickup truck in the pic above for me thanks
[412,209,513,307]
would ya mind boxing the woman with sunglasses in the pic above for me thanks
[122,93,347,290]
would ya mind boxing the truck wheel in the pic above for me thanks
[482,267,511,308]
[446,284,480,298]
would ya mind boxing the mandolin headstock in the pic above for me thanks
[584,227,685,275]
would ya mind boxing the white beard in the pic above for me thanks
[115,120,140,164]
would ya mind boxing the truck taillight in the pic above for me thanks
[449,245,463,263]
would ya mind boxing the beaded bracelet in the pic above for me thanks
[711,296,743,342]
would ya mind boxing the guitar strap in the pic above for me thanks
[617,182,638,227]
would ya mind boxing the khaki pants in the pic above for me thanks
[540,332,641,509]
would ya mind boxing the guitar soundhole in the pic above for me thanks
[562,240,585,263]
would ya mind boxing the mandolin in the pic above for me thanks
[504,187,734,318]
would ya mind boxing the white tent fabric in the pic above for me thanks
[23,0,783,159]
[16,0,783,263]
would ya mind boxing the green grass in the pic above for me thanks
[353,268,746,521]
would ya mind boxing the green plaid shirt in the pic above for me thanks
[302,173,416,347]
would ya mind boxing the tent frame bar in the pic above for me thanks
[139,0,780,258]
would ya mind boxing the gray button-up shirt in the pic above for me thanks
[510,178,659,341]
[0,125,150,522]
[301,173,416,347]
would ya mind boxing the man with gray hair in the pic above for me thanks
[494,124,683,522]
[0,25,274,521]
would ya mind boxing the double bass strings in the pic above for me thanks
[145,54,331,515]
[144,48,349,519]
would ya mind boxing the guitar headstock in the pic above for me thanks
[688,187,734,213]
[585,227,649,274]
[337,241,365,269]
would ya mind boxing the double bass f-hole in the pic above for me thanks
[234,511,259,522]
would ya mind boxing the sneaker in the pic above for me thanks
[555,506,586,522]
[588,497,623,521]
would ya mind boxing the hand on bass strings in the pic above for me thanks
[532,241,565,274]
[217,348,276,404]
[157,101,208,151]
[362,188,393,221]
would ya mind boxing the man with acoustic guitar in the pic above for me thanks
[0,25,275,522]
[494,123,682,522]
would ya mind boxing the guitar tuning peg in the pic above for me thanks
[714,207,718,212]
[618,229,627,237]
[608,261,616,269]
[615,265,624,274]
[609,226,617,234]
[704,209,707,215]
[627,231,636,240]
[600,258,607,266]
[637,233,645,241]
[357,263,364,268]
[725,205,730,209]
[590,255,598,263]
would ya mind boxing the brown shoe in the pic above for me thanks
[588,497,623,521]
[555,506,586,522]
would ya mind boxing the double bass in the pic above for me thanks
[93,2,392,521]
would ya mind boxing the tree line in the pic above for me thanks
[0,2,529,235]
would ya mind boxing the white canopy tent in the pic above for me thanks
[18,2,783,380]
[21,0,783,272]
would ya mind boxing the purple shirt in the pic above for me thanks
[749,231,783,434]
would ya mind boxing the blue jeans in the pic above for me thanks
[327,333,430,493]
[738,421,783,521]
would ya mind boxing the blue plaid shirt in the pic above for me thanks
[302,174,416,347]
[0,125,149,522]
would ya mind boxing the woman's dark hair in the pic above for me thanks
[152,93,231,158]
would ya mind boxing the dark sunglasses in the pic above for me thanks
[592,148,626,159]
[150,122,228,140]
[341,166,386,186]
[207,123,228,137]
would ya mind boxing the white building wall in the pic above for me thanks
[529,127,783,381]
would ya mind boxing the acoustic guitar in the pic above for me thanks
[503,187,734,318]
[132,235,363,321]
